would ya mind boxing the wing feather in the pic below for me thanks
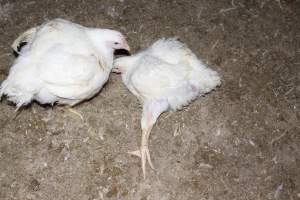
[40,47,101,99]
[129,56,188,99]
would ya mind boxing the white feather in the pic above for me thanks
[0,18,128,109]
[114,38,221,110]
[113,38,221,177]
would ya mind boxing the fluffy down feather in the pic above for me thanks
[0,18,130,109]
[113,38,221,178]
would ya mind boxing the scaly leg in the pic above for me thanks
[129,127,155,176]
[129,100,169,179]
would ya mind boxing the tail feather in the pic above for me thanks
[0,79,33,109]
[11,26,38,53]
[193,67,221,94]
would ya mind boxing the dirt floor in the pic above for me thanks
[0,0,299,199]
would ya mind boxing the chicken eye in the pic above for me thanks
[114,42,119,45]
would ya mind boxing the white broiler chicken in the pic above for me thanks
[0,18,130,110]
[113,38,221,178]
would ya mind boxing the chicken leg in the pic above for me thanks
[129,99,169,179]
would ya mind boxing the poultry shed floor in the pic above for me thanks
[0,0,299,199]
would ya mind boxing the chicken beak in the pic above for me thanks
[122,39,130,51]
[112,67,122,74]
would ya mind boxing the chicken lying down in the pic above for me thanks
[113,38,221,178]
[0,18,130,110]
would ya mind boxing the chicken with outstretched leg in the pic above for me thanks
[129,100,169,179]
[114,38,221,178]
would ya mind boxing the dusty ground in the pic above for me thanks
[0,0,299,199]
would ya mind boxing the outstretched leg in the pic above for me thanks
[129,99,169,179]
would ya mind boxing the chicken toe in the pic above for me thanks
[128,146,155,179]
[129,130,155,179]
[129,100,169,178]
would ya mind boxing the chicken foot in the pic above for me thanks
[129,99,169,179]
